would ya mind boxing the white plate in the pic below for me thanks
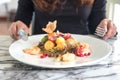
[9,34,112,68]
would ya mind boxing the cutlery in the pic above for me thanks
[18,29,28,41]
[94,27,107,37]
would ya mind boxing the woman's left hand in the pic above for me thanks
[96,19,117,40]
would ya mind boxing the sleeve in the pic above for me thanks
[88,0,107,34]
[14,0,34,27]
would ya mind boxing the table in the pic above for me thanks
[0,35,120,80]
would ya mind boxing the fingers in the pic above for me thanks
[9,22,19,40]
[96,19,117,40]
[97,19,108,28]
[103,20,117,40]
[22,25,29,34]
[17,21,29,34]
[8,21,29,40]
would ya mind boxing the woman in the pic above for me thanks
[9,0,117,40]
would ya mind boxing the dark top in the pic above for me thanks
[14,0,107,35]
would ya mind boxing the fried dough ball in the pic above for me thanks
[44,40,55,50]
[66,37,77,48]
[56,37,66,50]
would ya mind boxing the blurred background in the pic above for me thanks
[0,0,120,35]
[0,0,17,35]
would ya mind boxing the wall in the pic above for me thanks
[0,0,18,16]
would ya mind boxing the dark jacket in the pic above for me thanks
[14,0,107,35]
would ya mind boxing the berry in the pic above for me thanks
[63,33,71,40]
[40,55,46,58]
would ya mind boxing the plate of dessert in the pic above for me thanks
[9,20,112,68]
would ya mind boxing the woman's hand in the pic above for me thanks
[8,20,29,40]
[96,19,117,40]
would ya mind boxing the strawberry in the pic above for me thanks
[63,33,71,40]
[76,46,84,57]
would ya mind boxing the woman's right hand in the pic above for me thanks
[9,20,29,40]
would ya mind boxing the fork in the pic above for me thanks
[94,27,107,37]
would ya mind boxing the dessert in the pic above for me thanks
[23,20,91,62]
